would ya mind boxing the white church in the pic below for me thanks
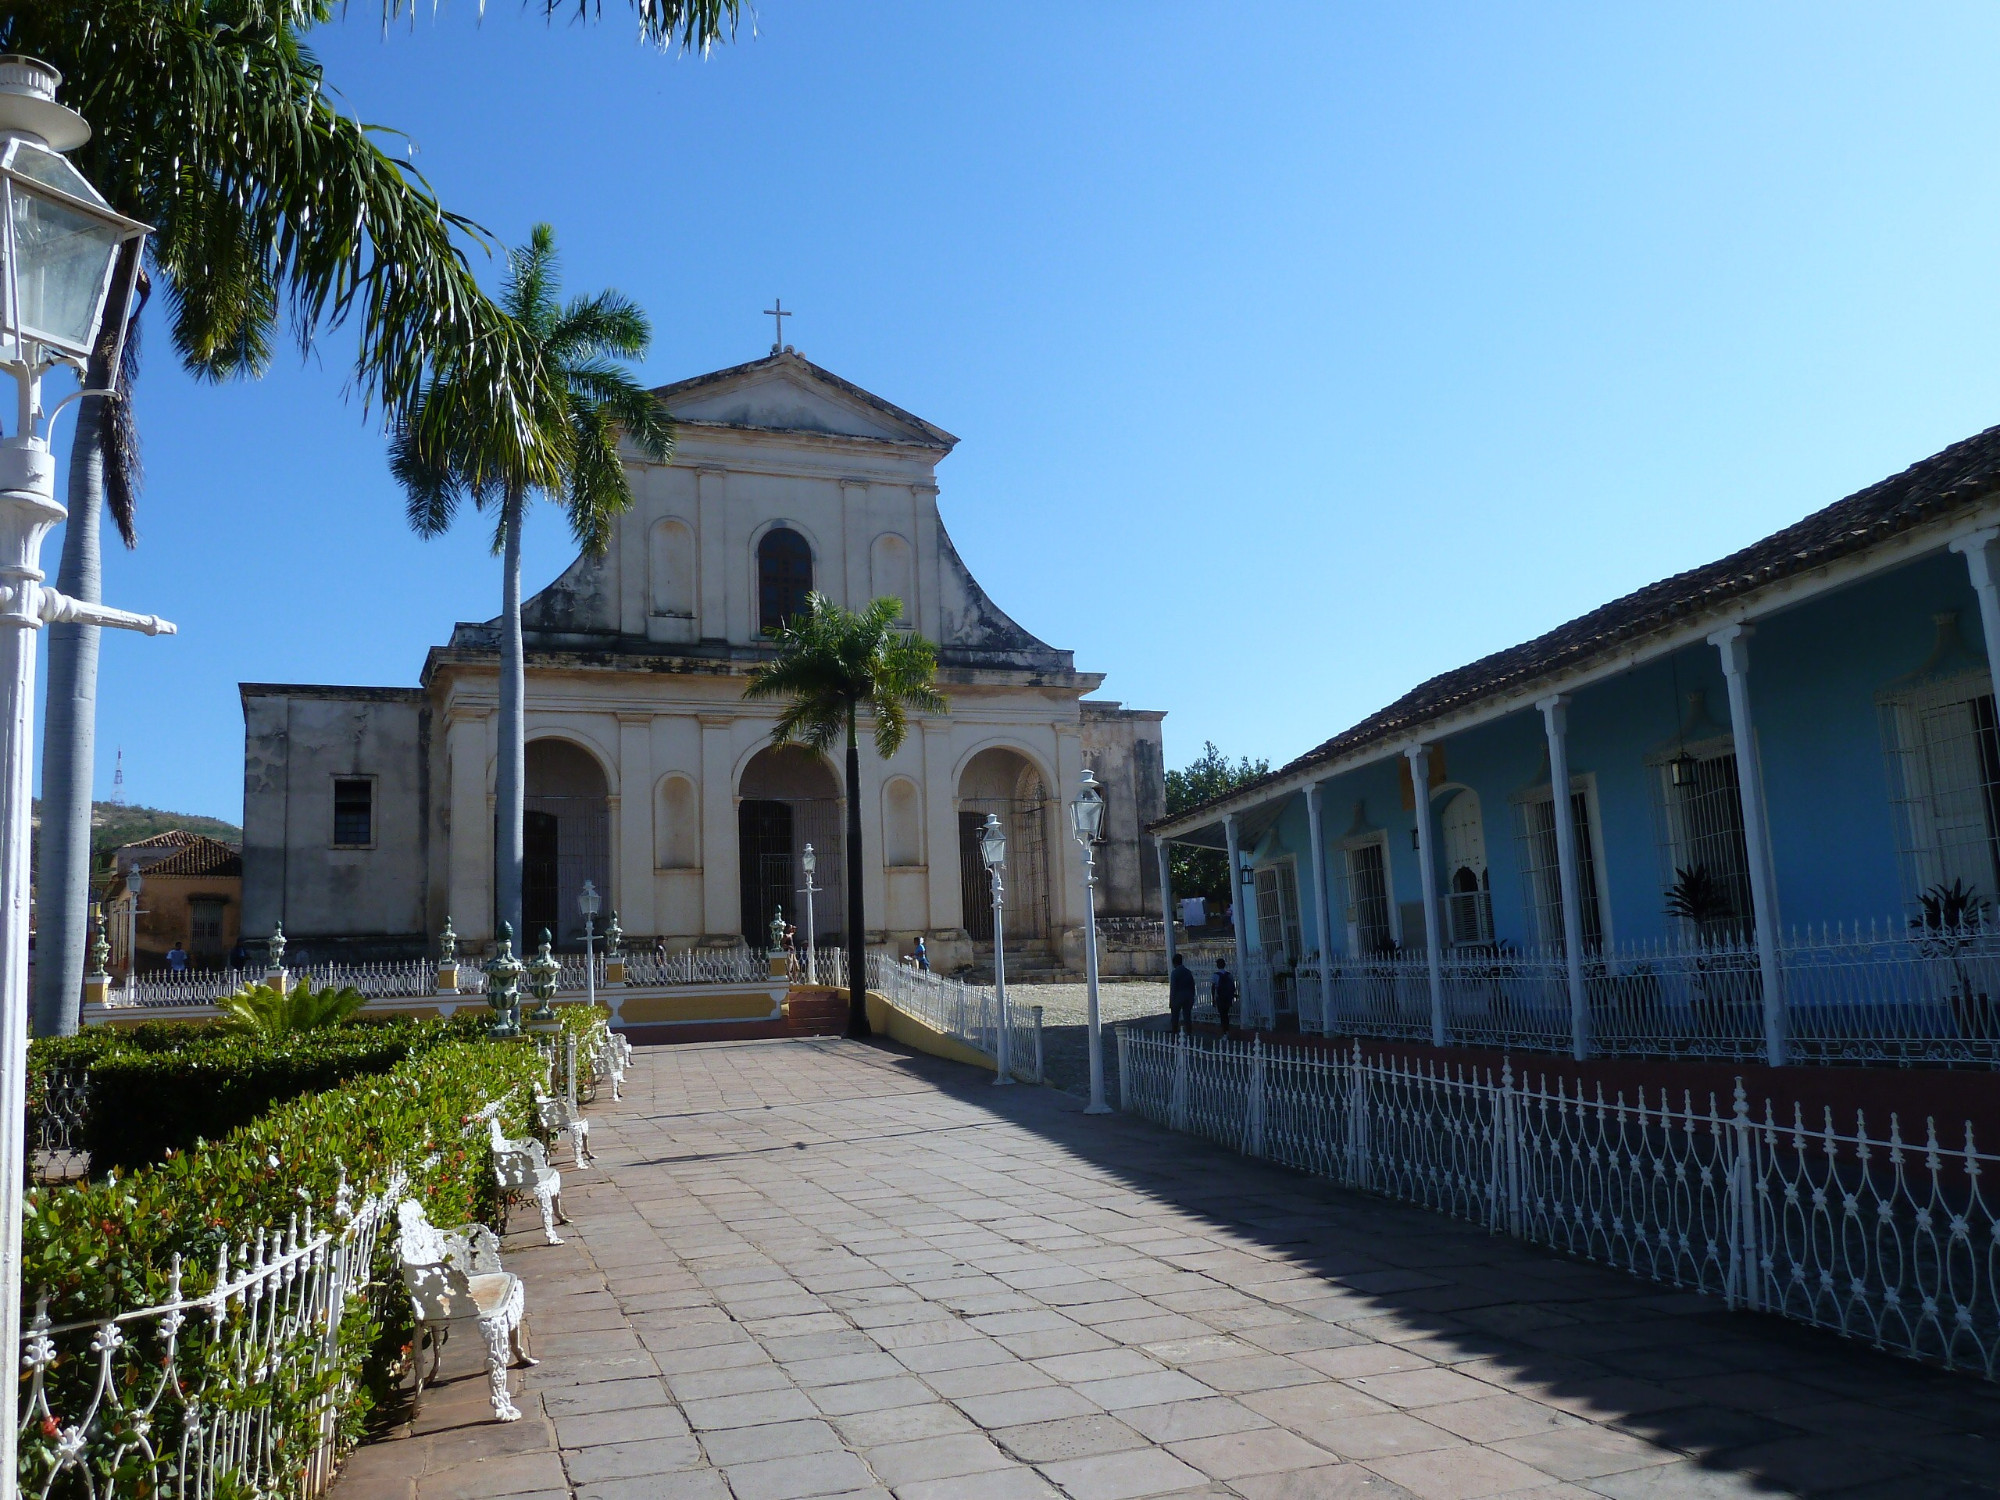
[240,348,1166,971]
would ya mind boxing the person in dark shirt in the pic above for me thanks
[1211,957,1238,1034]
[1168,953,1196,1035]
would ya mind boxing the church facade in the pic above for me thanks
[239,352,1165,969]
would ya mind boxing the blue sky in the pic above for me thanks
[51,3,2000,821]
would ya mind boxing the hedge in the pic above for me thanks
[19,1006,608,1495]
[33,1014,493,1174]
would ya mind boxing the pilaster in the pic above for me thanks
[699,715,739,937]
[922,720,959,932]
[616,712,656,936]
[913,483,941,642]
[841,479,870,610]
[696,467,726,641]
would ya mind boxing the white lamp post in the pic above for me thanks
[979,812,1012,1086]
[1069,766,1110,1114]
[579,878,601,1013]
[122,867,143,994]
[800,843,820,985]
[0,56,174,1489]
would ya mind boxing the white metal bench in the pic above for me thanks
[593,1029,631,1101]
[488,1115,567,1245]
[534,1085,591,1167]
[395,1200,535,1422]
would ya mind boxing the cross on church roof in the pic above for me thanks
[764,298,792,353]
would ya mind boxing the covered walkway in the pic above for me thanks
[333,1038,2000,1500]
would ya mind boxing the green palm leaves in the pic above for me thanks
[218,977,368,1036]
[745,595,948,756]
[389,223,674,552]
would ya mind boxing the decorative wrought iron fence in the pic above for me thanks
[17,1163,405,1498]
[618,947,773,988]
[119,961,437,1009]
[1260,920,2000,1065]
[1117,1028,2000,1378]
[877,961,1043,1084]
[27,1065,88,1182]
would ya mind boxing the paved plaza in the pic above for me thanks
[335,1037,2000,1500]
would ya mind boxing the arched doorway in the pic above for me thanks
[523,739,611,947]
[738,745,844,943]
[957,749,1052,942]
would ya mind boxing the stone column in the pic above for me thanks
[1709,624,1786,1066]
[699,715,739,940]
[616,713,656,938]
[1406,745,1446,1048]
[697,467,726,641]
[922,720,959,934]
[1304,782,1336,1033]
[1536,696,1591,1060]
[446,706,493,944]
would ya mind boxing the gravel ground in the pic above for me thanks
[1003,979,1171,1100]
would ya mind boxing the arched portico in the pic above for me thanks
[738,745,844,943]
[524,737,611,945]
[957,747,1054,941]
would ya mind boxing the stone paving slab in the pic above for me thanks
[331,1036,2000,1500]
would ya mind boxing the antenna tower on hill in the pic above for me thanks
[109,748,126,807]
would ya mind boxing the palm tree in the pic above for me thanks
[744,595,947,1037]
[391,224,674,945]
[7,0,739,1036]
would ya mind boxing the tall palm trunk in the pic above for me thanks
[845,703,870,1038]
[30,399,107,1037]
[494,487,526,946]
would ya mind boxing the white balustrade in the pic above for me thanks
[17,1164,406,1498]
[1116,1028,2000,1378]
[877,961,1043,1084]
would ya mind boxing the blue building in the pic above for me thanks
[1153,424,2000,1067]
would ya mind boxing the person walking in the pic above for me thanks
[166,942,188,974]
[1167,952,1196,1036]
[913,935,929,972]
[1211,956,1237,1034]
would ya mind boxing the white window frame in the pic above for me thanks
[1879,667,2000,914]
[1512,772,1613,953]
[1339,829,1400,955]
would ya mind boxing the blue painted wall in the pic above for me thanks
[1234,545,1986,961]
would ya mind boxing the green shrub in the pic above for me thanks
[218,977,369,1035]
[20,1034,551,1495]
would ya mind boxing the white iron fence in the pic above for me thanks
[1117,1028,2000,1378]
[877,961,1044,1083]
[1253,920,2000,1064]
[18,1163,405,1498]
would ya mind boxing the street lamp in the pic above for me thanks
[0,64,175,1420]
[800,843,820,985]
[1069,766,1110,1114]
[979,813,1012,1087]
[579,878,601,1014]
[122,867,143,992]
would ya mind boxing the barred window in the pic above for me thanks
[1440,788,1493,947]
[1253,861,1303,965]
[1516,783,1604,954]
[333,778,373,847]
[1342,838,1395,955]
[758,528,814,634]
[1881,673,2000,917]
[1652,746,1753,942]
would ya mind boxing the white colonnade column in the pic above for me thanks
[1536,696,1591,1061]
[1224,813,1247,998]
[1304,782,1336,1034]
[1951,528,2000,706]
[1406,746,1446,1047]
[1155,836,1176,971]
[1709,624,1785,1066]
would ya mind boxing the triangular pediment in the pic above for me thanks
[651,352,957,451]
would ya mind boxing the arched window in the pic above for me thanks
[758,528,814,634]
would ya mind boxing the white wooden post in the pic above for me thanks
[1305,782,1336,1035]
[1406,746,1446,1047]
[1245,1036,1266,1157]
[1950,528,2000,707]
[1171,1034,1188,1132]
[1224,812,1248,1002]
[1536,696,1591,1061]
[1155,836,1176,973]
[1709,625,1786,1067]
